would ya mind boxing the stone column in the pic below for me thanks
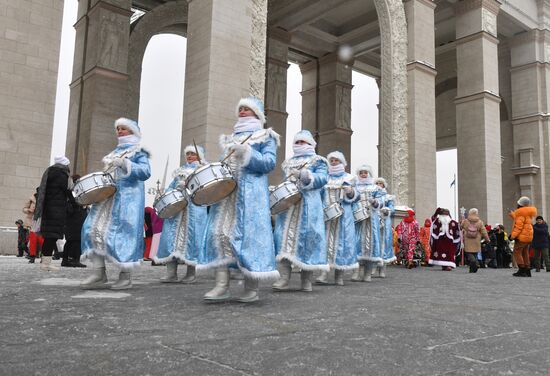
[300,53,353,166]
[404,0,437,222]
[454,0,503,224]
[65,0,133,175]
[509,29,550,216]
[182,0,267,162]
[265,28,290,183]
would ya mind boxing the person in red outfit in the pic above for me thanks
[419,219,431,265]
[395,210,420,269]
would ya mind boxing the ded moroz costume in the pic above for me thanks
[198,97,280,303]
[272,130,329,292]
[315,151,358,286]
[80,118,151,290]
[429,208,461,270]
[154,145,208,284]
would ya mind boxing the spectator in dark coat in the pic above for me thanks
[495,224,511,268]
[61,175,88,268]
[33,156,72,271]
[532,216,550,272]
[15,219,28,257]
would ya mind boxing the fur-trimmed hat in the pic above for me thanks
[183,144,205,162]
[114,117,141,138]
[293,130,316,146]
[356,164,373,176]
[54,155,70,166]
[326,151,347,166]
[468,208,478,216]
[374,177,387,188]
[517,196,530,206]
[236,96,266,124]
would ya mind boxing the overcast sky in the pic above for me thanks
[51,0,458,217]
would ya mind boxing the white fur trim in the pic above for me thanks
[81,249,141,271]
[114,118,141,138]
[383,256,397,265]
[239,144,253,167]
[429,259,456,268]
[343,186,359,203]
[356,164,373,176]
[239,268,280,281]
[116,159,132,179]
[365,256,383,263]
[293,130,316,147]
[195,257,237,271]
[326,151,347,166]
[236,97,266,124]
[374,177,387,188]
[331,262,359,271]
[300,169,315,190]
[183,144,206,162]
[276,253,331,272]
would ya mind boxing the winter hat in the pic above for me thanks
[468,208,478,216]
[183,144,205,162]
[15,219,23,226]
[54,155,70,166]
[424,218,431,227]
[326,151,347,166]
[114,117,141,138]
[374,177,387,188]
[485,224,492,232]
[536,215,544,221]
[356,164,373,176]
[236,96,266,124]
[293,130,316,146]
[517,196,530,206]
[404,209,415,223]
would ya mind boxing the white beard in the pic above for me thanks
[438,214,451,234]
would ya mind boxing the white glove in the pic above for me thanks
[380,207,389,215]
[289,168,300,178]
[368,198,379,208]
[299,169,311,185]
[112,157,125,167]
[229,143,249,158]
[343,186,354,197]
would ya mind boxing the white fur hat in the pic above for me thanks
[326,151,347,166]
[183,144,205,162]
[293,130,316,146]
[236,96,266,124]
[356,164,373,176]
[374,177,387,188]
[469,208,478,216]
[114,117,141,138]
[517,196,530,206]
[54,155,70,166]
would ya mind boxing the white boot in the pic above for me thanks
[379,264,386,278]
[272,260,291,291]
[335,269,344,286]
[364,263,373,282]
[237,277,259,303]
[111,271,132,290]
[203,268,230,301]
[160,261,179,283]
[315,270,330,285]
[351,263,365,282]
[80,267,108,289]
[181,265,196,284]
[300,270,313,292]
[40,256,59,272]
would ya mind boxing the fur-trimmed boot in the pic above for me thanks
[364,263,373,282]
[351,263,365,282]
[378,265,386,278]
[237,278,259,303]
[160,261,179,283]
[40,256,59,272]
[300,270,313,292]
[334,269,344,286]
[272,260,291,291]
[181,265,196,284]
[80,267,108,290]
[203,268,230,302]
[315,270,330,285]
[111,271,132,290]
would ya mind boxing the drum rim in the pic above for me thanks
[269,191,302,210]
[185,162,233,188]
[188,178,237,205]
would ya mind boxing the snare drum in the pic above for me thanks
[72,172,116,205]
[154,189,188,219]
[353,201,369,223]
[269,181,302,215]
[185,162,236,206]
[324,202,343,222]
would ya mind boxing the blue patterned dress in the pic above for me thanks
[369,187,396,264]
[81,144,151,269]
[154,163,208,265]
[198,128,280,280]
[274,155,329,271]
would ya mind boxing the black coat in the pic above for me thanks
[64,197,87,241]
[40,166,70,239]
[532,222,549,249]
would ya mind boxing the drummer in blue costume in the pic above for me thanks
[369,177,396,278]
[351,164,379,282]
[154,145,208,284]
[272,130,329,292]
[316,151,358,286]
[80,118,151,290]
[198,96,279,303]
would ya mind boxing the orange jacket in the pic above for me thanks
[510,206,537,243]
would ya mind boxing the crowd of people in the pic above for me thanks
[16,96,548,304]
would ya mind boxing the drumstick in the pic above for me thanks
[192,139,202,165]
[220,134,253,164]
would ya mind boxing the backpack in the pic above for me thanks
[465,221,479,238]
